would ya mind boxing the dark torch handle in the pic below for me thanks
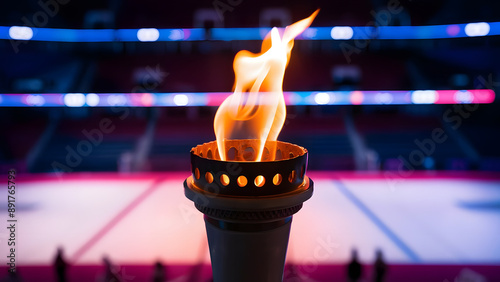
[204,215,293,282]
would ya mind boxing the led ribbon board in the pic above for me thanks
[1,22,499,42]
[0,90,494,107]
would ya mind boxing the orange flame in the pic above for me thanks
[214,10,319,161]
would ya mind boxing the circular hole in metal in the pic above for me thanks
[237,176,248,187]
[288,170,296,183]
[254,175,265,187]
[289,152,294,158]
[227,147,237,160]
[194,168,200,179]
[220,174,230,186]
[273,174,282,185]
[262,147,270,161]
[243,147,255,161]
[207,149,213,159]
[205,172,214,184]
[275,149,282,161]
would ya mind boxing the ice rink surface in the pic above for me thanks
[1,171,499,281]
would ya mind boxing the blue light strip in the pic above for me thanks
[0,90,494,107]
[1,22,499,42]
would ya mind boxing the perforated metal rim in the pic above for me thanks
[184,177,313,212]
[190,140,309,197]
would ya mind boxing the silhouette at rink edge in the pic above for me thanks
[98,255,123,282]
[346,248,388,282]
[54,247,68,282]
[347,248,362,282]
[373,249,388,282]
[152,261,167,282]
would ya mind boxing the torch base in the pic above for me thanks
[204,215,293,282]
[183,170,313,282]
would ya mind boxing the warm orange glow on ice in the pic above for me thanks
[214,10,319,161]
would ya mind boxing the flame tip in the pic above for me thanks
[215,11,319,161]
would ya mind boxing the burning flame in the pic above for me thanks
[214,10,319,161]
